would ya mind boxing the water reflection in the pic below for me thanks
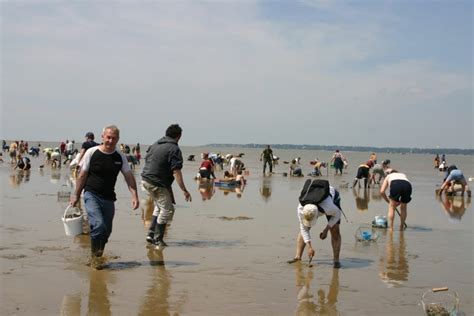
[51,169,62,184]
[138,248,171,316]
[378,231,409,287]
[8,170,30,188]
[352,187,369,211]
[197,180,215,201]
[60,293,81,315]
[370,189,382,201]
[87,269,112,316]
[438,195,471,223]
[295,263,339,315]
[260,178,272,202]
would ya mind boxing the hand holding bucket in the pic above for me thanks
[62,205,83,236]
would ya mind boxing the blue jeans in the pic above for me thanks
[84,191,115,243]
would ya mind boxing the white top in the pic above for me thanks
[80,146,130,174]
[297,186,342,243]
[385,172,409,185]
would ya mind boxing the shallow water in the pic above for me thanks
[1,146,473,315]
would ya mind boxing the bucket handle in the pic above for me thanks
[63,205,76,218]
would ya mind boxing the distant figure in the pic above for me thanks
[187,154,195,161]
[370,160,390,186]
[309,160,326,177]
[9,141,18,164]
[260,145,273,175]
[441,154,446,164]
[439,165,470,196]
[28,147,40,157]
[2,140,8,152]
[352,160,374,188]
[380,169,412,231]
[433,154,440,169]
[74,132,99,169]
[330,150,345,175]
[288,180,342,269]
[369,152,377,164]
[134,143,141,163]
[14,155,31,171]
[51,149,62,168]
[229,156,244,176]
[199,153,216,180]
[290,159,303,177]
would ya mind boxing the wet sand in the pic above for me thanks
[1,146,473,315]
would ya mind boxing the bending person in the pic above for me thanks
[380,169,411,231]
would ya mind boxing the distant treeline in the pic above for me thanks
[205,143,473,156]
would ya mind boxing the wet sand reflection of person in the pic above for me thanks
[260,178,272,202]
[294,263,340,315]
[370,188,382,201]
[352,187,370,211]
[138,248,171,316]
[8,170,30,188]
[87,269,112,316]
[378,230,409,287]
[198,180,215,201]
[438,194,471,222]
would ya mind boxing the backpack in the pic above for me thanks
[299,179,330,206]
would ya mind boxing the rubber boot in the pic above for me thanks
[147,216,157,243]
[90,238,104,270]
[154,223,168,249]
[91,238,101,257]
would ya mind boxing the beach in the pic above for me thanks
[1,146,473,315]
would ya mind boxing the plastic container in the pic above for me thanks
[372,215,388,228]
[421,288,459,316]
[62,205,83,236]
[355,224,379,242]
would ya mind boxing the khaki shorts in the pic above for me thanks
[141,181,175,224]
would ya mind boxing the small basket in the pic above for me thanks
[355,224,379,242]
[62,205,83,236]
[421,288,459,315]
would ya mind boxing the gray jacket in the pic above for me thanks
[141,136,183,188]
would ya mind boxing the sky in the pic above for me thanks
[1,0,472,148]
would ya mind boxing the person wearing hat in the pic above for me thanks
[288,184,343,268]
[352,160,373,188]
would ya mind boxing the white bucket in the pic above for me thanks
[62,205,83,236]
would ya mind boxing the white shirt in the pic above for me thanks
[297,186,342,243]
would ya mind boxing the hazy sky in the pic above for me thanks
[1,0,472,148]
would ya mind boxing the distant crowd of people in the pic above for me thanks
[2,130,470,271]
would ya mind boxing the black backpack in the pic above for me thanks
[299,179,330,206]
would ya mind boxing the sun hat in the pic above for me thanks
[302,204,318,227]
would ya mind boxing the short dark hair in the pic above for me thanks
[166,124,182,139]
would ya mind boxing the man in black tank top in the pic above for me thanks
[70,125,139,269]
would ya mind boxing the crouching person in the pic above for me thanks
[288,179,342,269]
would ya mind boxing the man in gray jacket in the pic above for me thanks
[141,124,192,248]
